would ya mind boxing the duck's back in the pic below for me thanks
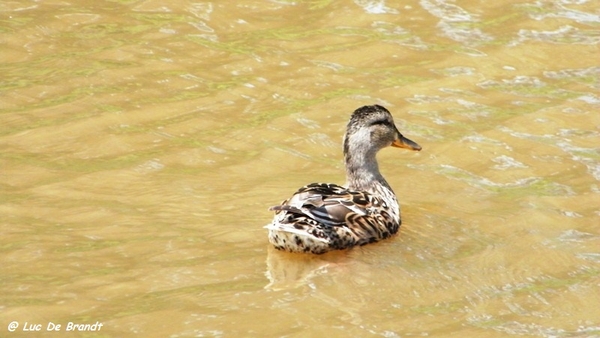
[266,182,400,254]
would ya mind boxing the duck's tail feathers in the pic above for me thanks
[264,223,329,243]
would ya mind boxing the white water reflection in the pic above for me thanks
[514,25,600,45]
[525,0,600,23]
[420,0,493,45]
[353,0,399,14]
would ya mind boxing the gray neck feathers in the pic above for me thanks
[343,129,392,192]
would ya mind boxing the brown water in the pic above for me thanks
[1,0,599,337]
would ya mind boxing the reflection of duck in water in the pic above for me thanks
[266,105,421,254]
[264,246,335,290]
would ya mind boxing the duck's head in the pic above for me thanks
[343,105,422,158]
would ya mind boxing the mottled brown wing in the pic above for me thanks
[270,183,374,228]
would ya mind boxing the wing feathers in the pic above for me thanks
[267,182,400,253]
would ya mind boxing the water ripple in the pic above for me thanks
[524,0,600,23]
[420,0,493,45]
[513,25,600,45]
[436,164,575,196]
[353,0,399,14]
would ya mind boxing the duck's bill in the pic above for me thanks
[392,135,422,151]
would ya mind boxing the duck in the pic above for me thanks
[265,105,422,254]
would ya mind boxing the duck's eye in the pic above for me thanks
[370,119,389,126]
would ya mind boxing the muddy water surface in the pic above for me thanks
[1,0,599,337]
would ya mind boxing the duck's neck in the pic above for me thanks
[343,137,392,193]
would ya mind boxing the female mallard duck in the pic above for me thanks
[266,105,422,254]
